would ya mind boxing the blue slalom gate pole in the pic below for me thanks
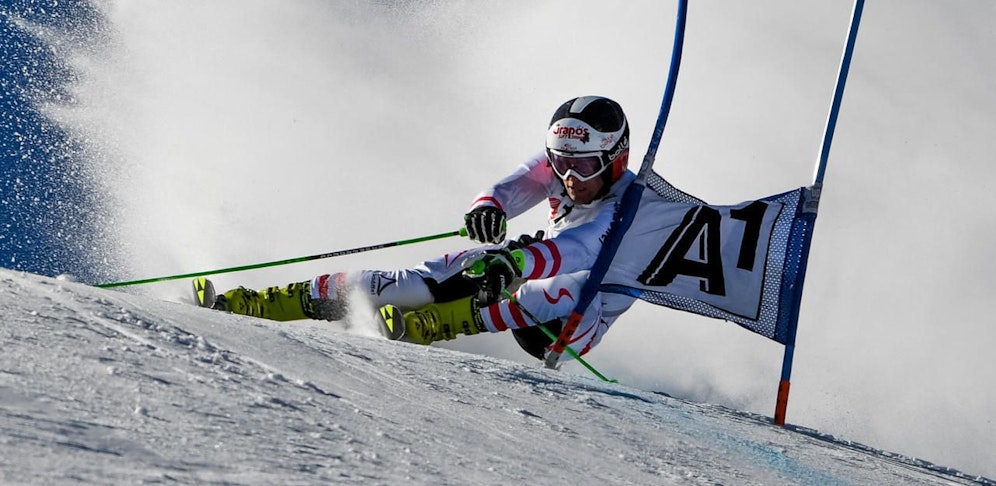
[546,0,688,367]
[774,0,865,426]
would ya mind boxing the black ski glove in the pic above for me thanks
[507,231,544,251]
[463,248,523,305]
[464,207,507,244]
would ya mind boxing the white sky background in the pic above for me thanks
[56,0,995,478]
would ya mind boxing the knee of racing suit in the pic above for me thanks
[312,269,434,311]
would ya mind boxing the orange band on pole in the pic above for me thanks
[774,379,791,426]
[551,311,583,354]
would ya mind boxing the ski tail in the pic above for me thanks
[377,305,407,341]
[193,277,217,308]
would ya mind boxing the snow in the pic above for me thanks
[2,268,991,485]
[5,0,996,481]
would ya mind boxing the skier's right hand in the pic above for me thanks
[463,248,523,305]
[464,206,507,244]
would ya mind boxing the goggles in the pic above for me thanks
[546,150,609,182]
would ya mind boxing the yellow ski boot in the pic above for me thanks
[217,281,315,321]
[395,295,488,345]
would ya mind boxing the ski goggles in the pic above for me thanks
[546,150,609,182]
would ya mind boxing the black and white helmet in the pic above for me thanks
[545,96,630,184]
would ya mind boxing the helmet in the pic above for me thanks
[545,96,630,185]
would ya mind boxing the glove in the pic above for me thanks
[463,249,523,305]
[507,231,544,251]
[464,206,507,244]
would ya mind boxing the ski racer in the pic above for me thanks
[212,96,638,359]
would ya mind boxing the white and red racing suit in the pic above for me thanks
[312,152,637,357]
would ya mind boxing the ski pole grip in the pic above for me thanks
[465,259,486,277]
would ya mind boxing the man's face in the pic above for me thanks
[563,174,605,205]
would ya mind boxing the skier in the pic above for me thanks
[210,96,637,359]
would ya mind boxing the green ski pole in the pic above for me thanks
[502,291,615,383]
[535,324,617,383]
[96,228,467,288]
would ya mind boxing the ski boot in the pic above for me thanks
[197,278,346,321]
[384,295,488,345]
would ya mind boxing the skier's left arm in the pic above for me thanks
[511,199,618,279]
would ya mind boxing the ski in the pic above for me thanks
[377,305,407,341]
[192,277,217,308]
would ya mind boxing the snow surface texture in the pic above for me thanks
[1,269,992,485]
[7,0,996,480]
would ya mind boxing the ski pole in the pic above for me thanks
[536,324,617,383]
[95,228,467,288]
[503,291,615,383]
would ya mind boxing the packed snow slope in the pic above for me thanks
[1,269,991,486]
[6,0,994,478]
